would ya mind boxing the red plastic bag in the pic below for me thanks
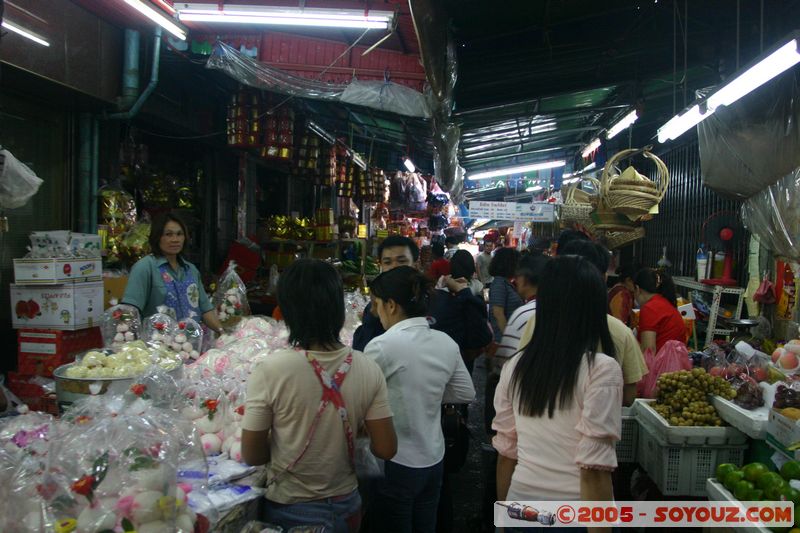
[754,276,777,305]
[637,340,692,399]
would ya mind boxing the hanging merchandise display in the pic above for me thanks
[741,166,800,261]
[775,261,798,322]
[98,187,137,265]
[226,89,295,160]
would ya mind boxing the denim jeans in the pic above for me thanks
[264,489,362,533]
[370,460,444,533]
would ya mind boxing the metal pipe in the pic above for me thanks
[78,113,92,233]
[120,29,141,109]
[90,117,99,233]
[106,27,162,120]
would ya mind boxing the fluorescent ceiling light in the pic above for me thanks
[122,0,187,40]
[404,158,416,172]
[351,152,367,171]
[606,110,639,140]
[177,4,393,30]
[467,160,565,181]
[657,104,707,143]
[308,121,335,145]
[563,177,581,184]
[658,34,800,143]
[1,20,49,47]
[525,185,544,192]
[581,138,601,158]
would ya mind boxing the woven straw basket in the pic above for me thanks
[601,148,669,217]
[560,177,599,231]
[605,227,646,249]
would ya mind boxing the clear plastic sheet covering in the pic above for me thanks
[409,0,463,201]
[741,166,800,261]
[698,75,800,200]
[207,42,431,119]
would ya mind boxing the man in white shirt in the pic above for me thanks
[485,253,549,433]
[475,239,495,286]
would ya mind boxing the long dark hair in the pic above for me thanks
[278,259,344,350]
[369,266,430,318]
[634,268,678,307]
[511,255,615,418]
[489,247,519,278]
[149,212,189,256]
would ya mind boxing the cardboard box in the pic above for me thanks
[14,257,102,284]
[17,327,103,377]
[767,408,800,459]
[103,275,128,309]
[10,282,104,330]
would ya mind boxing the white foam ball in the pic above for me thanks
[114,332,124,342]
[190,350,199,359]
[175,333,187,344]
[175,513,195,533]
[131,491,164,525]
[117,323,129,333]
[195,415,224,434]
[170,343,182,352]
[130,465,168,492]
[138,520,171,533]
[229,441,242,462]
[181,342,193,352]
[124,331,136,341]
[222,435,235,454]
[201,433,222,455]
[77,500,117,532]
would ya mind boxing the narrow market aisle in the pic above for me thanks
[449,354,493,533]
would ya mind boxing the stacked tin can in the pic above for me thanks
[226,90,260,147]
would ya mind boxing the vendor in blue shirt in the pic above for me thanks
[122,212,224,336]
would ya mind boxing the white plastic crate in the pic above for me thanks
[616,406,638,463]
[632,399,748,445]
[711,395,769,440]
[637,418,747,496]
[706,479,772,532]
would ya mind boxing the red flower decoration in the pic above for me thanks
[75,415,92,425]
[234,303,242,309]
[71,475,95,496]
[178,321,186,329]
[130,384,147,396]
[204,399,218,413]
[112,310,123,321]
[154,322,165,331]
[36,482,58,499]
[235,405,245,416]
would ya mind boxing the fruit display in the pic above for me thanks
[715,460,800,505]
[774,383,800,410]
[773,341,800,372]
[652,368,735,426]
[730,374,765,410]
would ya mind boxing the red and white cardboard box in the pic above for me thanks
[13,257,102,284]
[10,282,104,330]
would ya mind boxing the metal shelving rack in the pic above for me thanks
[674,277,746,348]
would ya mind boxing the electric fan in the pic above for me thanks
[701,211,744,286]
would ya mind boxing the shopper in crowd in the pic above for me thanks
[242,259,397,533]
[608,264,639,326]
[122,212,224,336]
[556,228,589,255]
[634,268,686,354]
[449,249,483,297]
[444,235,461,260]
[364,266,475,533]
[487,254,550,430]
[517,240,647,406]
[353,235,420,351]
[475,239,495,286]
[427,242,451,281]
[488,247,522,345]
[493,255,622,508]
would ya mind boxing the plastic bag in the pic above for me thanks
[741,167,800,261]
[173,318,204,361]
[0,148,44,209]
[142,308,177,348]
[213,261,250,330]
[180,378,230,456]
[355,437,383,481]
[637,340,693,399]
[102,304,142,348]
[754,276,777,304]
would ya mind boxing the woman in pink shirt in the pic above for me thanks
[492,255,623,524]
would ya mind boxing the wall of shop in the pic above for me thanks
[638,140,747,283]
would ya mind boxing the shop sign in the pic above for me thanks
[468,201,555,223]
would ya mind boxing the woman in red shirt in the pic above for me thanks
[634,269,685,354]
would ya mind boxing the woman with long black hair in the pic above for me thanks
[634,268,685,354]
[493,255,622,511]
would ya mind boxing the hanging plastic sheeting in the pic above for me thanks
[409,0,464,203]
[0,149,44,209]
[206,41,431,119]
[741,166,800,261]
[697,74,800,201]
